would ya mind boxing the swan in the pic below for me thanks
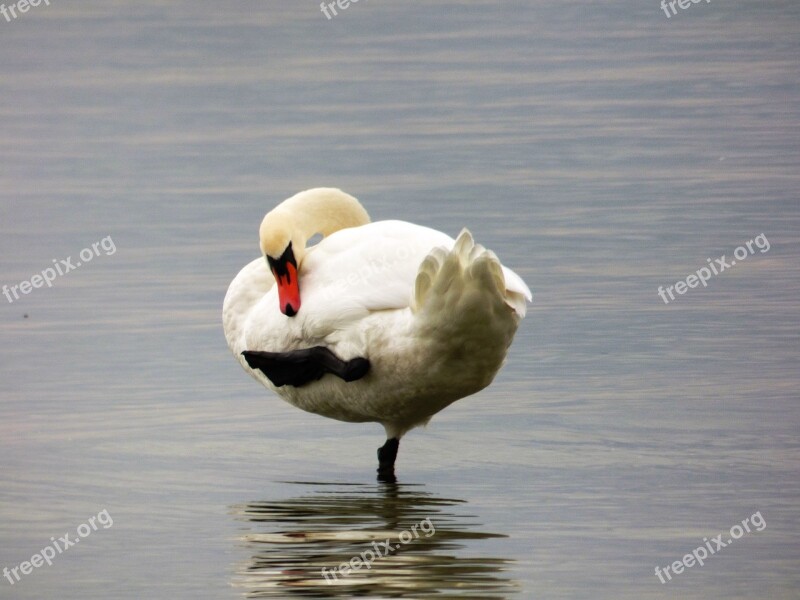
[223,188,531,480]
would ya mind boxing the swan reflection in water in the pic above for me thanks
[231,481,518,598]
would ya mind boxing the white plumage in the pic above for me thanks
[222,188,531,475]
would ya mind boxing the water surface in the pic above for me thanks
[1,1,799,598]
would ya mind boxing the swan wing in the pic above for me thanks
[297,220,453,330]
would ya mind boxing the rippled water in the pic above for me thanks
[1,1,799,599]
[233,482,516,598]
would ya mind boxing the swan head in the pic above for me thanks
[259,188,371,317]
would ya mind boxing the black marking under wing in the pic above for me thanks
[242,346,370,388]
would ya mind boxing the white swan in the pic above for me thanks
[223,188,531,479]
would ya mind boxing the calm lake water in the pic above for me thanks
[1,1,799,598]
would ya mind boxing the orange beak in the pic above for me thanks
[274,261,300,317]
[268,243,301,317]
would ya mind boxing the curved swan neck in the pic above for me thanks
[260,188,371,262]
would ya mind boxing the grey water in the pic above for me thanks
[1,1,799,598]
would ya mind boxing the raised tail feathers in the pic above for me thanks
[412,228,530,319]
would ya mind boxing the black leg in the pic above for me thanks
[377,438,399,482]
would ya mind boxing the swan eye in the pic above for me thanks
[266,242,297,277]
